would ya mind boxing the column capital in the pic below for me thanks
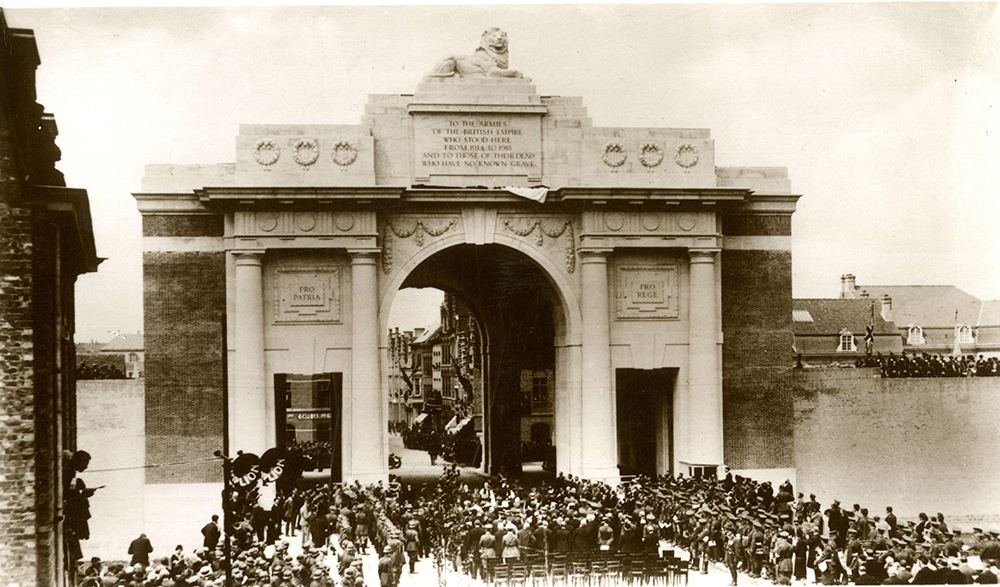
[579,248,613,262]
[232,250,265,265]
[348,249,381,262]
[688,248,720,263]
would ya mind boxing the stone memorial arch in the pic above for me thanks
[137,31,799,486]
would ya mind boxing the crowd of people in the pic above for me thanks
[75,459,1000,587]
[286,441,335,472]
[852,353,1000,378]
[77,362,129,380]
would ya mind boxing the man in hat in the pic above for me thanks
[749,519,765,578]
[773,530,793,585]
[377,546,392,587]
[404,522,420,573]
[724,526,741,586]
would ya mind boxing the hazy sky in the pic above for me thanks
[5,3,998,342]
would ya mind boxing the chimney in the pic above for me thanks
[859,290,869,299]
[840,274,856,299]
[881,294,893,322]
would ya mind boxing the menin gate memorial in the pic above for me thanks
[136,29,799,486]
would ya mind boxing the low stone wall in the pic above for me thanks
[792,368,1000,529]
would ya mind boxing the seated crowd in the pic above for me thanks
[78,464,1000,586]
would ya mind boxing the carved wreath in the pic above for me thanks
[253,139,280,167]
[639,142,664,167]
[293,139,319,166]
[381,219,458,274]
[331,140,358,166]
[501,218,576,274]
[675,143,699,168]
[602,141,627,168]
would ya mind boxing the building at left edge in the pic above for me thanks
[0,11,102,587]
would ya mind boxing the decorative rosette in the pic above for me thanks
[639,142,664,167]
[331,140,358,166]
[602,141,627,167]
[253,139,280,167]
[293,139,319,166]
[675,143,699,168]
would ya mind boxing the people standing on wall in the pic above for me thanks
[65,450,100,566]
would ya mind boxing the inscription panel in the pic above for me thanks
[275,267,342,323]
[616,265,679,320]
[413,113,541,177]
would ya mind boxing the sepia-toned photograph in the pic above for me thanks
[1,3,998,586]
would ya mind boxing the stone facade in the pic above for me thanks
[136,57,798,485]
[0,12,101,586]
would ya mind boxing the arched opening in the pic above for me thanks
[386,243,564,476]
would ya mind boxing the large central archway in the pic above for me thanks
[385,243,569,475]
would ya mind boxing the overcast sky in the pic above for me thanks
[5,3,998,342]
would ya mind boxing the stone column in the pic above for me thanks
[687,249,724,467]
[579,249,619,482]
[232,251,267,456]
[349,250,385,483]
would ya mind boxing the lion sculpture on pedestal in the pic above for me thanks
[429,27,530,81]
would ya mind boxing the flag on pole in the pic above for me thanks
[864,301,875,357]
[952,309,962,357]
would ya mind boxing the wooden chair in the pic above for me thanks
[671,560,688,586]
[495,563,511,587]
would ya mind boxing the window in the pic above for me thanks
[689,465,718,480]
[838,330,856,352]
[532,373,548,403]
[956,324,974,344]
[907,325,925,346]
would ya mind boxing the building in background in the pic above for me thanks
[792,298,901,366]
[840,274,1000,358]
[0,10,101,586]
[76,332,144,379]
[387,327,416,424]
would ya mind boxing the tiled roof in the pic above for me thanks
[854,285,981,328]
[412,322,440,345]
[100,333,143,352]
[792,299,898,336]
[978,300,1000,327]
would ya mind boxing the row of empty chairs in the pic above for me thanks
[484,551,689,586]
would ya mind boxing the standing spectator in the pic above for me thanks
[378,546,393,587]
[404,524,419,573]
[128,533,153,566]
[201,515,221,551]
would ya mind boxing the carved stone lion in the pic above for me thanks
[429,28,530,81]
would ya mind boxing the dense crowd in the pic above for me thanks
[853,353,1000,378]
[77,363,129,380]
[286,441,334,472]
[73,460,1000,586]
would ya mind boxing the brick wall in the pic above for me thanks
[721,214,791,237]
[793,368,1000,526]
[142,214,224,237]
[143,251,226,483]
[721,247,795,470]
[0,180,38,584]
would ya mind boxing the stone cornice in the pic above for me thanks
[134,185,799,215]
[552,186,750,204]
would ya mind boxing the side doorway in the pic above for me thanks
[616,368,675,477]
[274,373,343,483]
